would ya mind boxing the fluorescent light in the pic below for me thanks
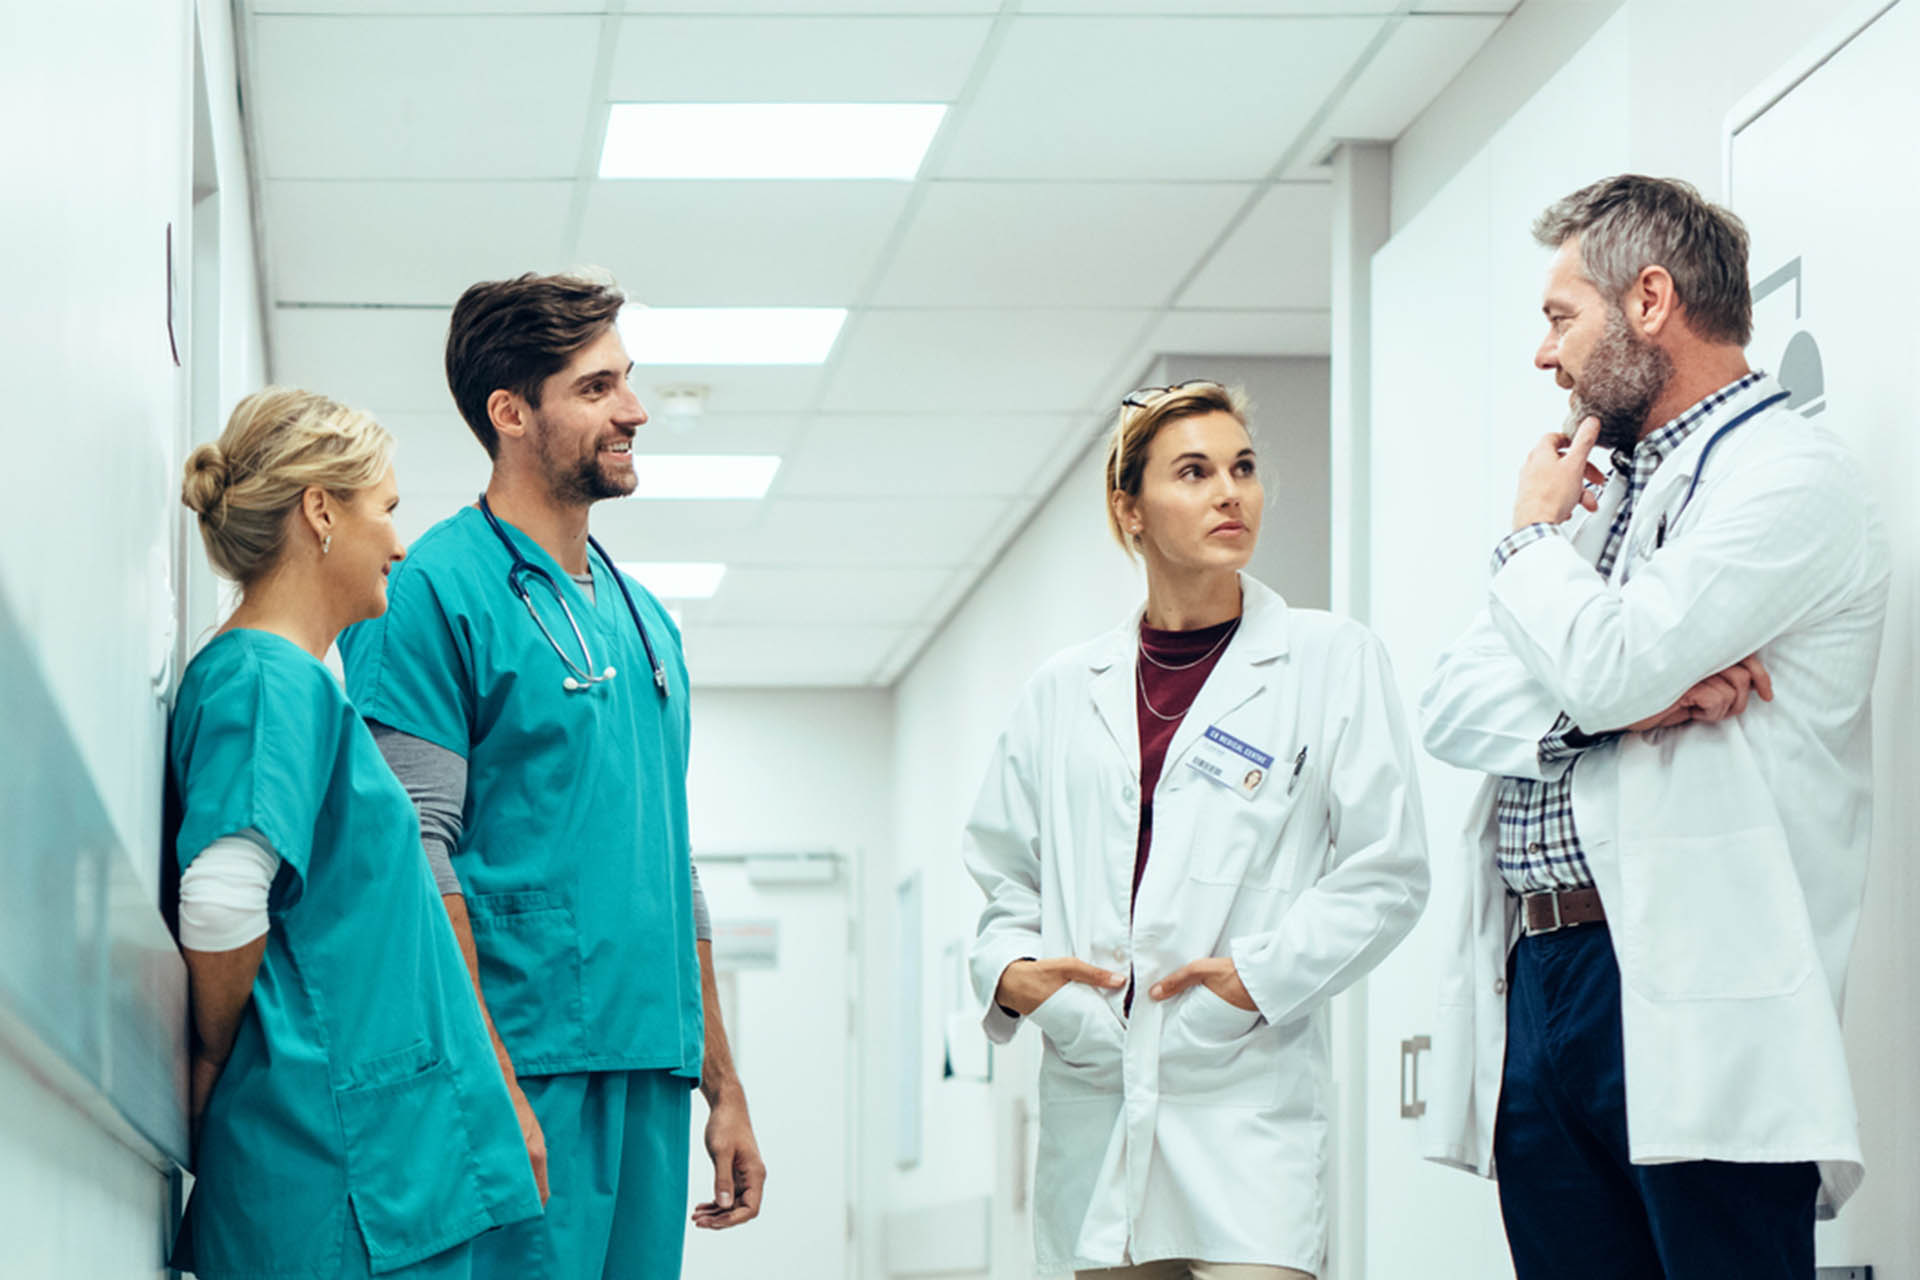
[630,455,780,501]
[621,306,844,365]
[620,562,727,600]
[600,103,946,180]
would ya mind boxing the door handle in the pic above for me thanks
[1400,1035,1431,1119]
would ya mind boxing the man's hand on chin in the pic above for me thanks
[1513,416,1606,530]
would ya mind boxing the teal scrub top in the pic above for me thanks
[169,631,541,1280]
[338,507,703,1082]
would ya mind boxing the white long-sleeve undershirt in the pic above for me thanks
[178,831,280,951]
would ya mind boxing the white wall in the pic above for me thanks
[1363,0,1909,1274]
[0,0,266,1273]
[684,688,895,1280]
[888,428,1144,1280]
[1151,355,1332,612]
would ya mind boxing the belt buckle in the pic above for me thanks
[1546,892,1564,933]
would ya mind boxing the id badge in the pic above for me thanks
[1186,725,1276,801]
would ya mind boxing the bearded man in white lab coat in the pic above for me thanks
[1418,175,1889,1280]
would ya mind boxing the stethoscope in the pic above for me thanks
[1653,389,1790,548]
[477,495,668,698]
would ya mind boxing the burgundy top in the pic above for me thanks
[1127,616,1237,1008]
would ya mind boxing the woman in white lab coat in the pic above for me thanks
[964,381,1429,1280]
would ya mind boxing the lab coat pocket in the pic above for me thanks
[468,889,587,1070]
[1030,981,1124,1095]
[1614,828,1817,1002]
[1158,985,1282,1107]
[1185,787,1304,887]
[335,1041,490,1273]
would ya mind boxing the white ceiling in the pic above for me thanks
[243,0,1512,686]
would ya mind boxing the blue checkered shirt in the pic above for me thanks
[1491,373,1766,893]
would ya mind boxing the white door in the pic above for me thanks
[682,857,853,1280]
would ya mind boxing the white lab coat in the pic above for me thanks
[1418,376,1890,1217]
[966,575,1428,1274]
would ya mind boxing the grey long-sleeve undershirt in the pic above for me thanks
[368,722,711,942]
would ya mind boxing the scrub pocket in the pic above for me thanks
[336,1041,491,1274]
[468,889,587,1070]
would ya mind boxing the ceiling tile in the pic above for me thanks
[266,181,574,304]
[606,16,990,102]
[627,413,808,456]
[934,15,1384,180]
[872,182,1252,307]
[822,309,1152,412]
[702,567,955,625]
[1151,309,1331,357]
[599,0,997,11]
[253,15,600,179]
[1021,1,1403,10]
[272,306,454,414]
[775,414,1085,497]
[630,365,829,414]
[577,498,775,566]
[1177,183,1332,309]
[1318,14,1506,140]
[576,181,912,307]
[255,1,617,11]
[374,413,491,504]
[681,624,905,687]
[750,497,1018,567]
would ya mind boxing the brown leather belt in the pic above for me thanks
[1520,887,1607,936]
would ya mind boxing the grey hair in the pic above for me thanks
[1533,175,1752,346]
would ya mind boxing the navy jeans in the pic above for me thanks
[1493,924,1819,1280]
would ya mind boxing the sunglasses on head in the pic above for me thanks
[1121,379,1226,410]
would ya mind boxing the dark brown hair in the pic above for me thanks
[445,271,626,456]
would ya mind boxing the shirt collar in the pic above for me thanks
[1613,370,1769,475]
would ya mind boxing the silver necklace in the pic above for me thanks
[1135,618,1238,722]
[1136,661,1197,722]
[1138,616,1240,671]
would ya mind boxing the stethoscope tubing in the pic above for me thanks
[477,495,669,699]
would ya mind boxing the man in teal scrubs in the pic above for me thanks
[340,271,765,1278]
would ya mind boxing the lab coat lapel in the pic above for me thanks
[1613,375,1786,585]
[1086,615,1142,780]
[1159,576,1290,785]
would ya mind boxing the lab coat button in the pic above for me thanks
[1122,785,1138,803]
[1493,978,1508,996]
[1111,947,1127,964]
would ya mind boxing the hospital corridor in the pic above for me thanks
[3,1,1919,1277]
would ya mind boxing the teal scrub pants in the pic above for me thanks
[470,1069,693,1280]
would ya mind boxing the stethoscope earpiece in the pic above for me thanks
[563,676,580,692]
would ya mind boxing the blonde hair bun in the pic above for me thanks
[181,387,393,586]
[181,443,231,524]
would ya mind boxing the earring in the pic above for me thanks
[322,533,332,556]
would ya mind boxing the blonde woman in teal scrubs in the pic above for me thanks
[170,388,540,1280]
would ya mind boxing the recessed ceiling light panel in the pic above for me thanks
[619,562,728,600]
[600,103,947,180]
[629,455,780,501]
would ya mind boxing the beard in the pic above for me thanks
[1569,306,1675,455]
[532,412,636,505]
